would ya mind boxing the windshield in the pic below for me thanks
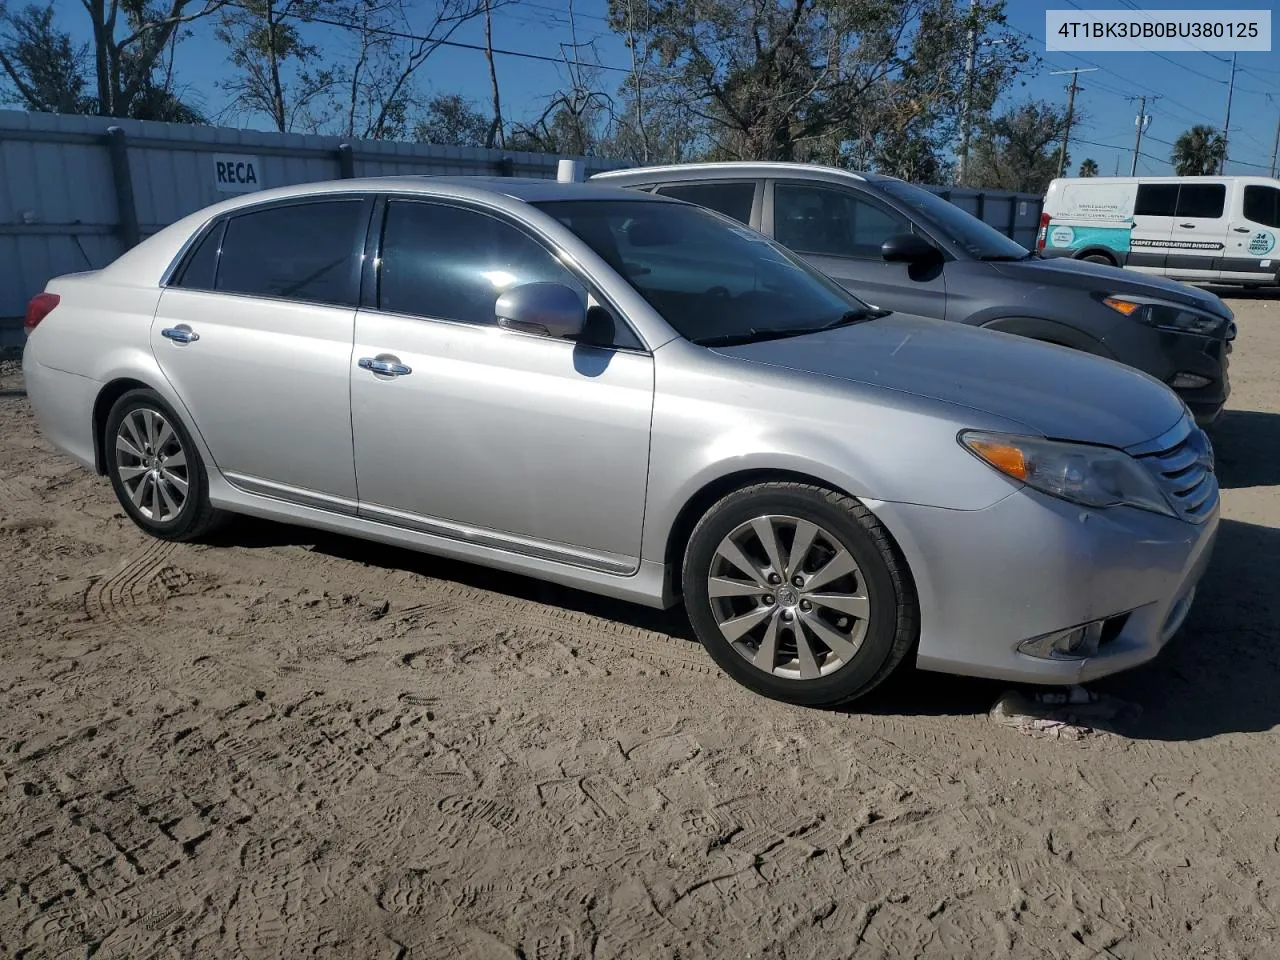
[878,180,1031,261]
[534,199,875,345]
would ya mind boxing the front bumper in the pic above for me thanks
[869,486,1219,686]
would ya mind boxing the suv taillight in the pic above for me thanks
[24,292,59,335]
[1035,212,1051,252]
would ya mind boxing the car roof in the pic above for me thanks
[590,161,899,186]
[204,175,671,213]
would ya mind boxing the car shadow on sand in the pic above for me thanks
[212,511,1279,745]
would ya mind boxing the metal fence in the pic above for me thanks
[0,109,1044,348]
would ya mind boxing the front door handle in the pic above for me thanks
[160,325,199,344]
[358,356,412,377]
[1233,226,1251,233]
[1178,223,1196,229]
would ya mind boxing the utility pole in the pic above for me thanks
[957,0,978,185]
[1127,95,1156,176]
[1051,68,1095,178]
[1271,110,1279,178]
[1222,52,1237,174]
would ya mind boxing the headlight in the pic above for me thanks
[1102,296,1226,337]
[959,431,1175,518]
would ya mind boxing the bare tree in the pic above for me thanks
[215,0,339,132]
[329,0,486,141]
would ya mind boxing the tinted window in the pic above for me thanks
[652,182,755,224]
[878,179,1029,260]
[175,220,225,290]
[379,200,586,328]
[216,200,364,305]
[774,183,911,258]
[1135,183,1178,217]
[537,199,871,345]
[1244,185,1280,228]
[1175,183,1226,219]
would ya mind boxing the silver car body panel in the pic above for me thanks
[22,175,1219,684]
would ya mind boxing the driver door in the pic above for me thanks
[764,180,948,318]
[349,198,654,573]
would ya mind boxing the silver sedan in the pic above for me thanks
[21,177,1218,706]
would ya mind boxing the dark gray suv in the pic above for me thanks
[592,162,1235,425]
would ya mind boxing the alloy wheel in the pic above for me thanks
[707,514,871,680]
[114,407,189,522]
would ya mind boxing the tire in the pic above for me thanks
[104,388,224,541]
[682,481,918,707]
[1081,253,1114,266]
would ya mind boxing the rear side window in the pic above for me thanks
[1135,183,1177,217]
[1243,185,1280,227]
[378,200,586,327]
[215,200,365,305]
[175,221,225,290]
[652,182,755,225]
[1175,183,1226,219]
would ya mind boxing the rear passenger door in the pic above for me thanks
[153,196,370,509]
[649,180,762,229]
[1166,181,1227,281]
[1223,182,1280,283]
[766,180,947,319]
[1129,183,1176,274]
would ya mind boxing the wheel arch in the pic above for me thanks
[1073,246,1118,265]
[660,467,916,604]
[92,378,153,475]
[979,315,1114,359]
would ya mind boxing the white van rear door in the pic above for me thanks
[1166,181,1228,281]
[1130,183,1176,274]
[1223,182,1280,283]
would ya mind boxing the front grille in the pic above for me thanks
[1135,417,1218,523]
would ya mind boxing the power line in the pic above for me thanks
[223,0,633,73]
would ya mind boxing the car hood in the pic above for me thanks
[990,256,1233,319]
[713,313,1185,449]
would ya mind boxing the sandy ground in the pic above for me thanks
[1,296,1279,959]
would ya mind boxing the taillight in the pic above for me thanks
[24,292,59,335]
[1035,212,1051,251]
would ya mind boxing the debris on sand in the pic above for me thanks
[989,685,1141,740]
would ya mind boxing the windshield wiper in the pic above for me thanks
[978,251,1035,262]
[692,307,891,347]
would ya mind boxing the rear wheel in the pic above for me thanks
[1080,253,1115,266]
[682,482,917,707]
[104,389,223,541]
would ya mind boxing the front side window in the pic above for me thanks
[1243,185,1280,227]
[652,181,755,225]
[379,200,587,327]
[1175,183,1226,219]
[537,199,872,345]
[215,200,365,305]
[774,183,910,258]
[1135,183,1178,217]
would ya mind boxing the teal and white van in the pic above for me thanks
[1038,175,1280,286]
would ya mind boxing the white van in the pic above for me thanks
[1038,175,1280,286]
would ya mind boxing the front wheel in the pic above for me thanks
[104,389,224,541]
[682,482,918,707]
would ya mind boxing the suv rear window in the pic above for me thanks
[651,182,755,225]
[215,200,365,306]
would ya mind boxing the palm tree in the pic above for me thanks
[1172,125,1226,176]
[1078,158,1098,177]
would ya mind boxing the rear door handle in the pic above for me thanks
[160,325,199,344]
[358,356,412,377]
[1178,223,1196,228]
[1233,227,1251,233]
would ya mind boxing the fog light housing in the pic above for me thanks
[1017,621,1104,661]
[1169,372,1212,389]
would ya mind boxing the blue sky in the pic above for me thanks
[59,0,1280,176]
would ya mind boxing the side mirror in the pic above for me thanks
[495,282,586,339]
[881,232,941,264]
